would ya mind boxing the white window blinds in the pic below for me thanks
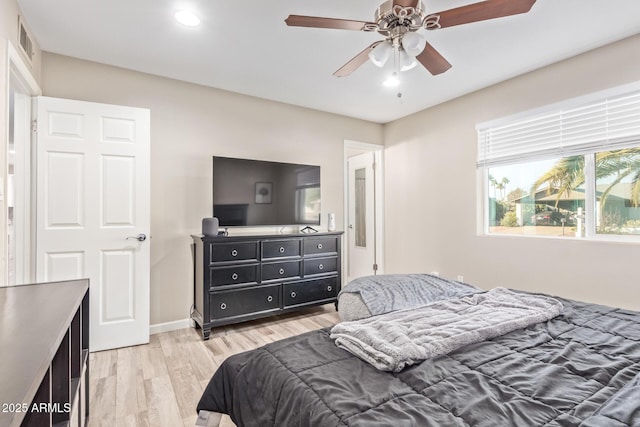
[296,167,320,187]
[477,88,640,167]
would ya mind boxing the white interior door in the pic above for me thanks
[347,152,377,282]
[36,96,150,352]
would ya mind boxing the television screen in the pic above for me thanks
[213,156,321,227]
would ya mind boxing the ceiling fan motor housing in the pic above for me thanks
[375,0,426,36]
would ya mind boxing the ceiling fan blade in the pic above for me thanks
[333,42,380,77]
[285,15,375,31]
[415,41,452,75]
[430,0,536,29]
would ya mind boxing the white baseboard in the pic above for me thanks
[150,318,193,335]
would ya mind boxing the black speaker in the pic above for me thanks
[202,217,219,236]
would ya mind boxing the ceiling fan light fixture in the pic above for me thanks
[368,41,393,68]
[399,50,417,71]
[401,32,426,57]
[175,10,200,27]
[383,72,400,87]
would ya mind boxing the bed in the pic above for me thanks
[196,275,640,426]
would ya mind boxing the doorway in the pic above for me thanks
[5,43,41,286]
[344,141,384,284]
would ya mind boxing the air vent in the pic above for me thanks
[18,16,34,63]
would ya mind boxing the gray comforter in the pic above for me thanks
[197,290,640,426]
[331,287,563,372]
[339,273,480,316]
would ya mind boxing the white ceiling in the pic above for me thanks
[17,0,640,123]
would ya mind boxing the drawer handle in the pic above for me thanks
[317,243,323,250]
[220,303,227,310]
[291,291,297,298]
[231,273,238,280]
[327,286,332,292]
[318,264,324,270]
[231,249,238,257]
[267,295,273,302]
[279,268,285,275]
[279,246,285,253]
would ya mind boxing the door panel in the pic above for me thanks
[45,251,85,281]
[100,249,135,322]
[347,152,377,282]
[101,155,135,226]
[48,111,83,138]
[36,96,150,351]
[46,152,84,227]
[101,116,136,142]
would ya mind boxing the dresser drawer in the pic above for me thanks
[262,261,302,281]
[284,277,338,307]
[304,256,338,276]
[304,236,338,256]
[262,239,302,260]
[210,264,259,287]
[210,241,259,263]
[210,284,280,320]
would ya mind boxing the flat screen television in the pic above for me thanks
[213,156,321,227]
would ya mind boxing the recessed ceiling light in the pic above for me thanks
[175,10,200,27]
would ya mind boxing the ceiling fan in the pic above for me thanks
[285,0,537,79]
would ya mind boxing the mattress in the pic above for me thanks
[197,292,640,426]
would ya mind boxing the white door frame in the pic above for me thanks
[343,140,385,285]
[4,42,41,286]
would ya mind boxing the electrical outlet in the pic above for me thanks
[457,275,464,282]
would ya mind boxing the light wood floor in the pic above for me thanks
[88,305,340,427]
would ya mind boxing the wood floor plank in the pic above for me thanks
[186,340,218,383]
[140,341,169,380]
[219,414,235,427]
[116,412,150,427]
[115,346,147,418]
[158,331,190,369]
[89,304,340,427]
[88,376,117,426]
[169,362,204,419]
[183,413,199,427]
[145,374,183,427]
[90,349,116,379]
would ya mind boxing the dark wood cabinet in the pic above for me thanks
[0,279,89,427]
[192,232,342,339]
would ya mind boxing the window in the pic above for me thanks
[485,157,585,237]
[594,149,640,235]
[478,84,640,239]
[295,186,321,223]
[295,167,321,224]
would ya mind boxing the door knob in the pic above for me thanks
[126,233,147,242]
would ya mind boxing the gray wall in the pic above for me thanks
[383,34,640,311]
[41,53,383,325]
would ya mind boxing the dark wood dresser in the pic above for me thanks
[191,232,343,339]
[0,279,89,427]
